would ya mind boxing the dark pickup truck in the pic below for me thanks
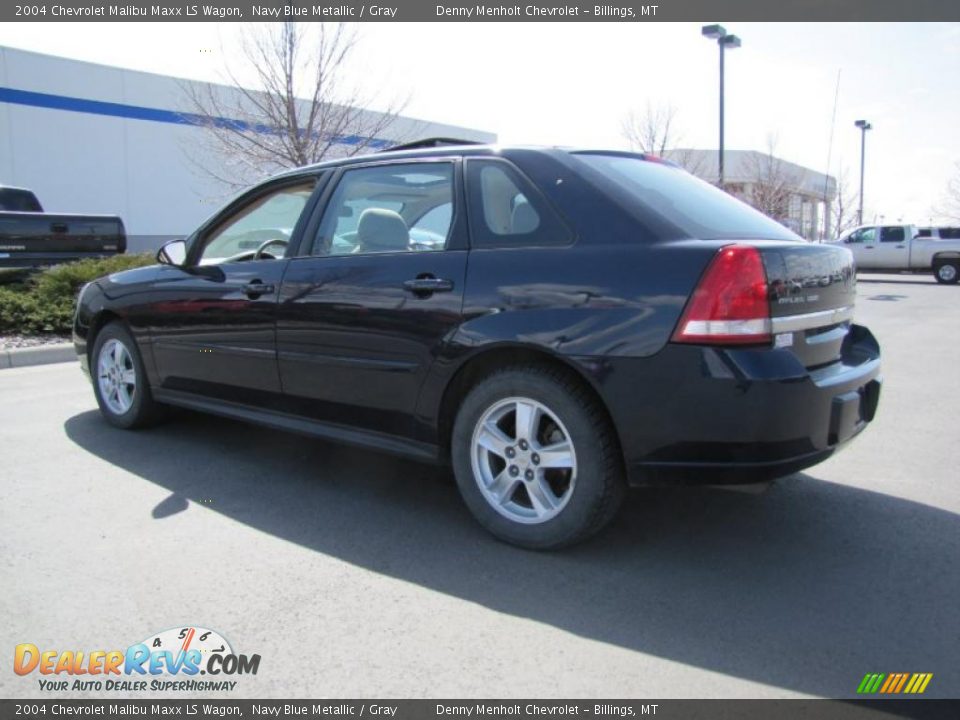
[0,186,126,268]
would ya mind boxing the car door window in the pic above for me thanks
[847,227,877,245]
[880,226,905,243]
[313,163,454,256]
[197,182,315,265]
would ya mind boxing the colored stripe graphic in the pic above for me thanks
[858,672,933,694]
[0,86,392,148]
[893,673,909,693]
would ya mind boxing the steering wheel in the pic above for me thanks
[253,238,289,260]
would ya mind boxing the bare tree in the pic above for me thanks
[621,101,678,156]
[620,101,706,177]
[933,160,960,222]
[183,22,410,189]
[830,166,860,237]
[743,135,796,224]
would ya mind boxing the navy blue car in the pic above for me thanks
[74,143,881,548]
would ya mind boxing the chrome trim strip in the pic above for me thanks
[770,305,854,334]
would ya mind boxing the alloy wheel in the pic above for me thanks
[470,397,577,524]
[97,338,137,415]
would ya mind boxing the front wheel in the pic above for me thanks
[91,322,163,429]
[451,366,625,549]
[934,260,959,284]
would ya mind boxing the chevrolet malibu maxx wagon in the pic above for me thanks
[74,142,881,548]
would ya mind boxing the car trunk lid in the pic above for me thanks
[760,242,857,368]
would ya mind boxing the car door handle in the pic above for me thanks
[242,281,275,297]
[403,277,454,294]
[50,222,68,233]
[896,245,905,249]
[863,246,874,249]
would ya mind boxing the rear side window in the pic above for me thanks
[574,153,799,241]
[938,227,960,240]
[880,226,905,243]
[465,159,572,248]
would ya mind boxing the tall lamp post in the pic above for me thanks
[854,119,872,225]
[702,24,741,188]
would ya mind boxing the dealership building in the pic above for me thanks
[0,46,496,252]
[668,149,838,242]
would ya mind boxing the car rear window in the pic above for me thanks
[574,153,800,241]
[0,188,42,212]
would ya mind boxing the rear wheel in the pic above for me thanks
[934,260,959,284]
[451,366,625,549]
[91,322,163,429]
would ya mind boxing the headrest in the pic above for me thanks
[356,208,409,252]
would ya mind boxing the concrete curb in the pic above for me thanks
[0,343,76,370]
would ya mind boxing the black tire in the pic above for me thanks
[451,365,625,550]
[933,260,959,285]
[90,322,164,429]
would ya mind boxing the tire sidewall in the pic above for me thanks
[934,262,959,284]
[452,369,615,549]
[90,323,150,429]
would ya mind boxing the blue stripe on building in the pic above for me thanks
[0,86,391,148]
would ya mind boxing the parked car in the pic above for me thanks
[833,223,960,284]
[0,185,126,268]
[73,144,881,549]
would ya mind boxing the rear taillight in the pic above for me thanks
[672,244,771,346]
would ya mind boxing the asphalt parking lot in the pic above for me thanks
[1,273,958,700]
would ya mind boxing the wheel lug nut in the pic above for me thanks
[506,447,516,458]
[525,469,534,480]
[509,465,519,476]
[519,440,528,450]
[531,453,540,465]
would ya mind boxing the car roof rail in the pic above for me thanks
[380,137,485,152]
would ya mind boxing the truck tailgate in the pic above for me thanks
[0,212,126,266]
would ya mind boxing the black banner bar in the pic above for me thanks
[4,0,960,22]
[1,700,959,720]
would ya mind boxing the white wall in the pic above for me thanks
[0,46,496,252]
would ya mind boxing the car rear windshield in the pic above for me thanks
[574,153,800,241]
[0,188,42,212]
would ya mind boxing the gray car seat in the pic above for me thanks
[355,208,410,253]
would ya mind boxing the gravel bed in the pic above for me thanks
[0,334,71,351]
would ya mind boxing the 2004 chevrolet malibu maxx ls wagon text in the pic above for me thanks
[74,143,882,549]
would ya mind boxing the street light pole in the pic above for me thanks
[719,38,725,186]
[702,25,741,188]
[855,119,872,225]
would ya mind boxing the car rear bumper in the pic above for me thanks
[586,324,881,486]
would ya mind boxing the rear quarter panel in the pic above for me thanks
[414,238,724,441]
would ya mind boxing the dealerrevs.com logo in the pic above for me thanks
[13,627,260,692]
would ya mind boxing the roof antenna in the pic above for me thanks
[822,68,841,242]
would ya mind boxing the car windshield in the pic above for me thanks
[574,153,800,241]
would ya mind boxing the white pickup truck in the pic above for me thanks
[833,224,960,284]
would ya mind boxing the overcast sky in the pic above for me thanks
[1,21,958,224]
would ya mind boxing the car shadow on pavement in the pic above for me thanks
[856,277,936,286]
[64,409,959,698]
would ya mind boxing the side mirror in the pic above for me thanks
[157,239,187,266]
